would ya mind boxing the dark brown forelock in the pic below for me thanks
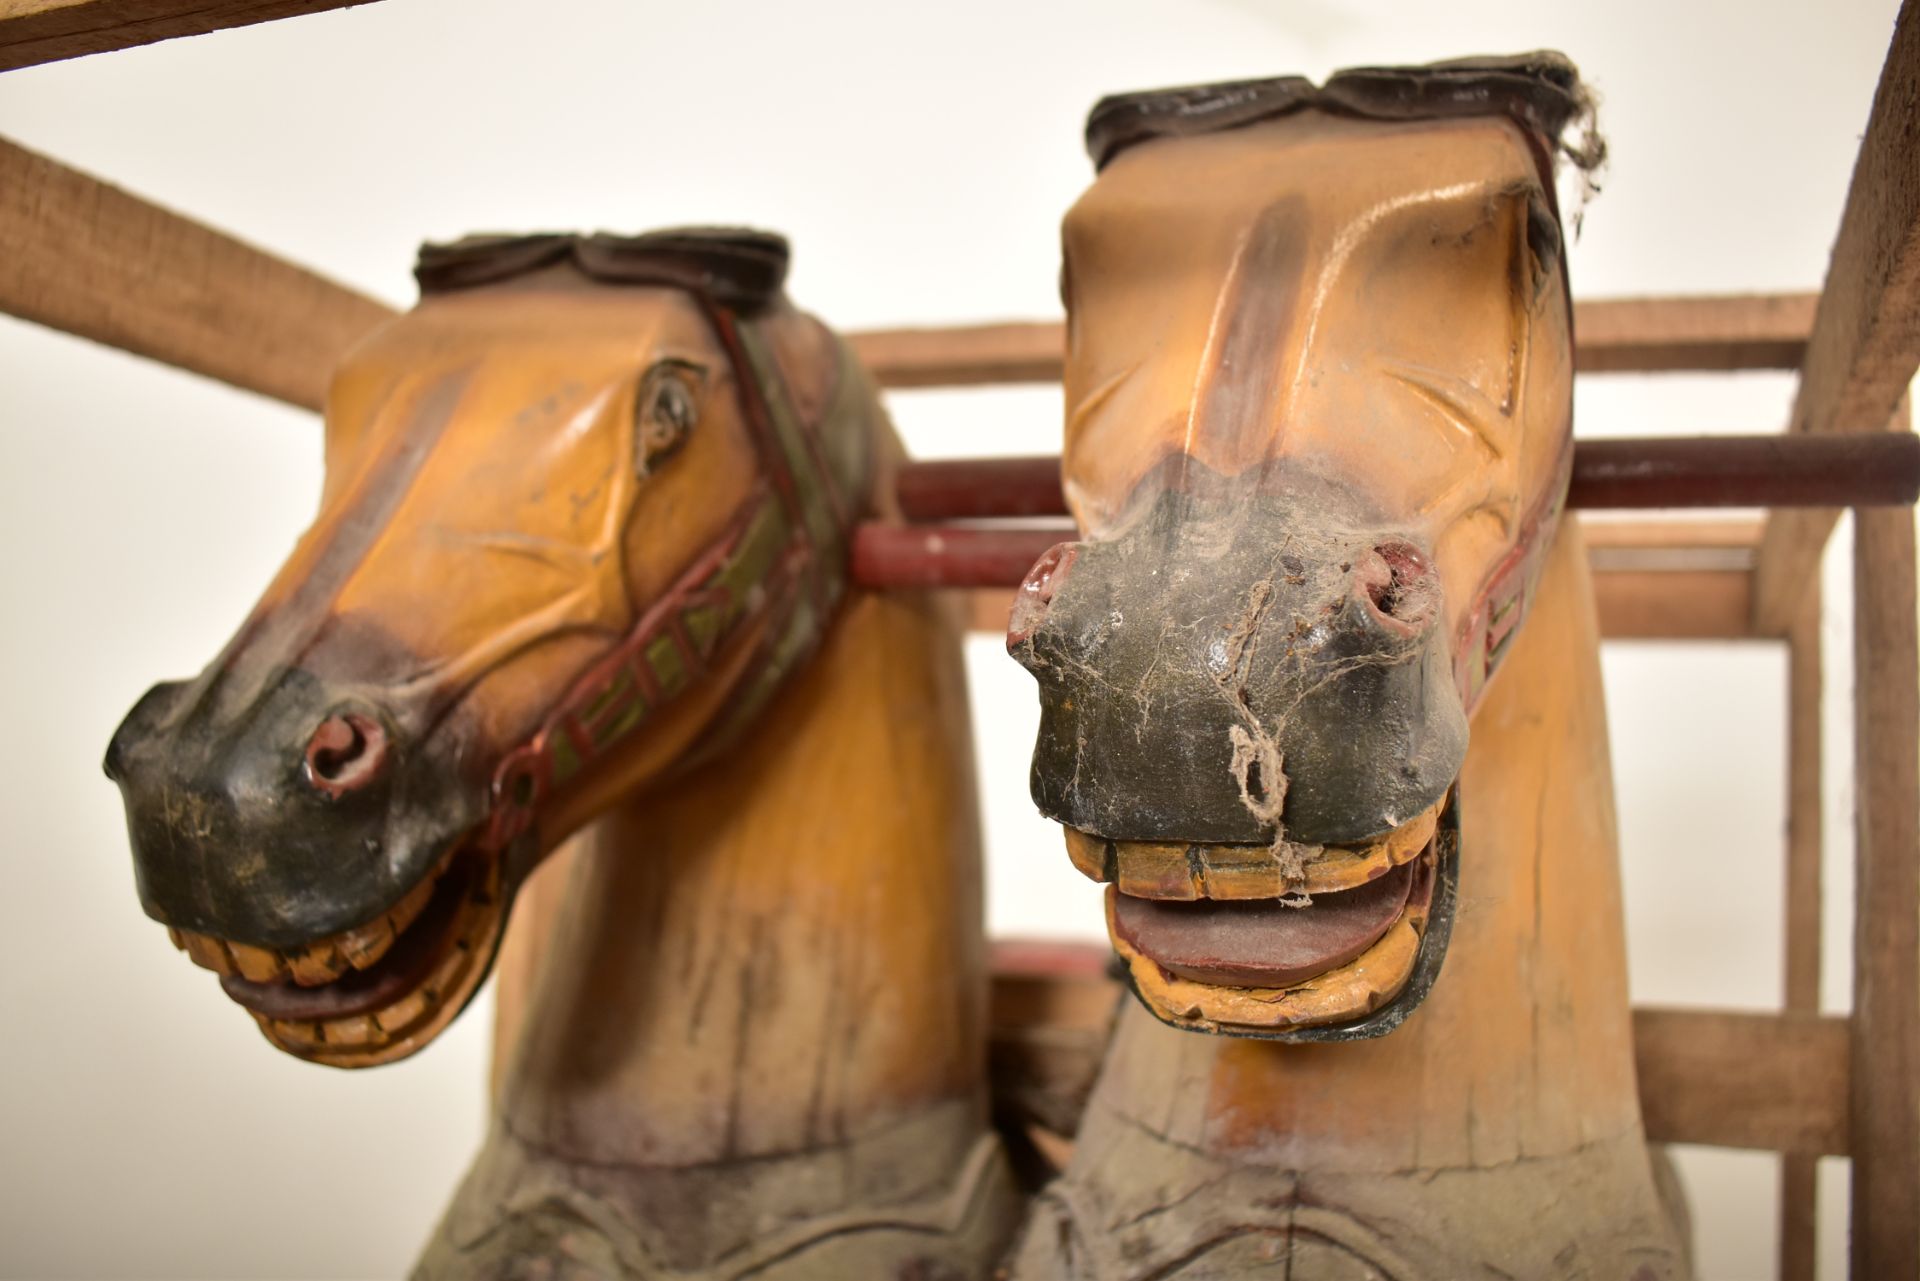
[1085,52,1595,181]
[413,228,791,314]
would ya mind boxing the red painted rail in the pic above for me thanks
[858,433,1920,589]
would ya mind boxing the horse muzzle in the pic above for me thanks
[103,667,509,1068]
[1008,471,1467,1039]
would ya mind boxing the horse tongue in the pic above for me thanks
[1112,860,1413,987]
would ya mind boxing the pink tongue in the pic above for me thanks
[1112,860,1413,987]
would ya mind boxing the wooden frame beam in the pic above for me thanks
[0,136,1832,420]
[0,135,396,411]
[1751,0,1920,632]
[1779,589,1825,1280]
[1850,500,1920,1275]
[0,0,378,73]
[845,294,1817,390]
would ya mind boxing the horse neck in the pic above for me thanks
[495,586,989,1171]
[1091,519,1648,1173]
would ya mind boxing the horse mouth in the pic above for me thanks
[1067,791,1458,1038]
[162,842,508,1068]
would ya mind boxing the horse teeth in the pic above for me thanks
[226,941,286,983]
[268,1018,326,1048]
[1113,840,1201,900]
[1081,797,1445,902]
[287,942,346,987]
[373,988,431,1035]
[337,916,396,970]
[180,930,236,976]
[326,1015,379,1048]
[388,876,435,935]
[1064,828,1114,882]
[1190,845,1291,899]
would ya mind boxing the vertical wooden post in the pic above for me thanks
[1849,431,1920,1275]
[1780,589,1824,1280]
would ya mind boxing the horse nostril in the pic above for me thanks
[304,713,389,799]
[1007,541,1080,653]
[1355,541,1439,636]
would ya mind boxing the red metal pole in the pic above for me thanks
[865,433,1920,590]
[850,523,1065,589]
[892,434,1920,523]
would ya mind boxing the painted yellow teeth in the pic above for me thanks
[1065,796,1442,901]
[164,845,453,986]
[251,853,506,1069]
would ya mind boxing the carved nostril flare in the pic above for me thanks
[304,713,388,799]
[1355,541,1439,635]
[1007,541,1080,653]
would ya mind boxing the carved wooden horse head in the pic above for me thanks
[104,229,874,1067]
[1009,56,1594,1039]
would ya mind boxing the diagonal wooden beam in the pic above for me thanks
[0,0,379,73]
[1751,0,1920,632]
[0,134,396,411]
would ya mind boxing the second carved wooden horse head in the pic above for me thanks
[104,229,880,1066]
[1009,54,1596,1040]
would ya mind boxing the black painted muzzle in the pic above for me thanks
[104,666,483,949]
[1009,472,1466,847]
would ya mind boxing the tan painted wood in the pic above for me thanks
[443,588,1023,1275]
[988,981,1853,1161]
[0,0,377,71]
[0,135,395,410]
[1752,1,1920,632]
[1779,590,1824,1280]
[844,295,1814,389]
[1850,498,1920,1277]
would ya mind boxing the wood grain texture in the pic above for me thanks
[985,974,1853,1161]
[1752,0,1920,631]
[0,0,376,71]
[1779,590,1825,1279]
[1633,1009,1850,1157]
[1570,293,1817,373]
[1850,500,1920,1277]
[0,135,395,410]
[844,295,1814,389]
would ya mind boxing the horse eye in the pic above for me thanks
[635,364,701,472]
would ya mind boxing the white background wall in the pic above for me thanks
[0,1,1907,1276]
